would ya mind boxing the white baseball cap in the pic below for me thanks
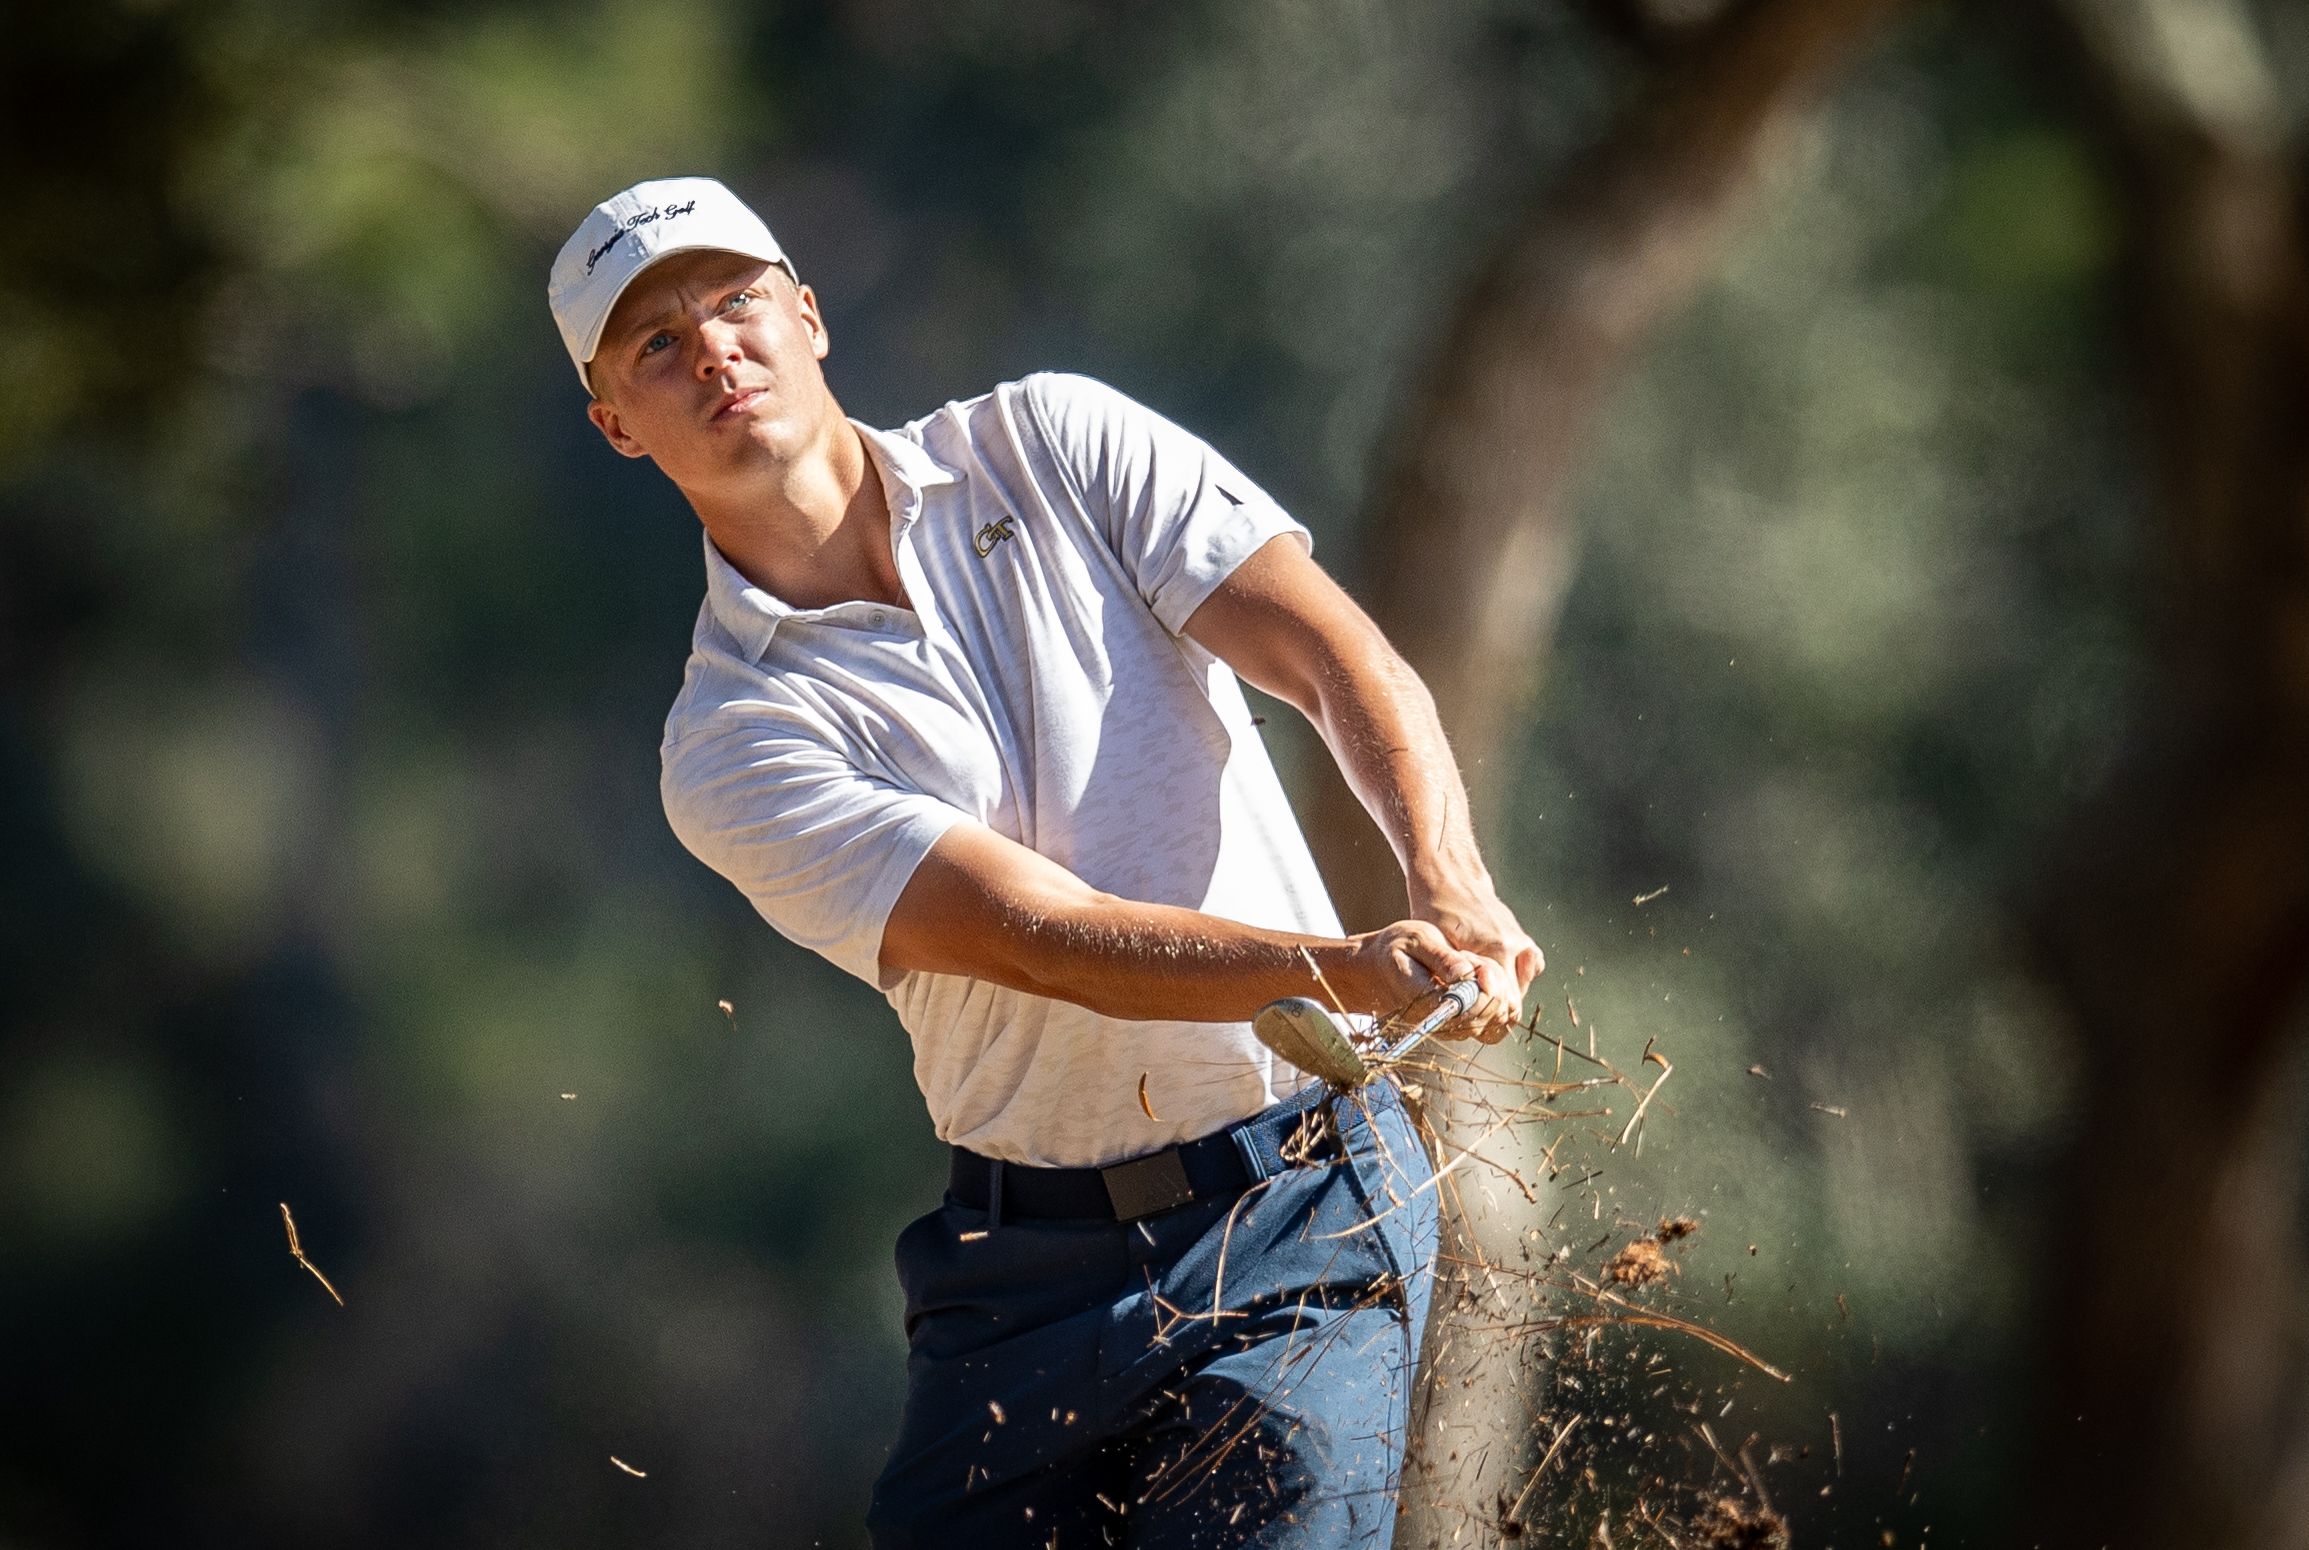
[547,175,798,392]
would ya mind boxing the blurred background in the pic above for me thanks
[4,1,2306,1546]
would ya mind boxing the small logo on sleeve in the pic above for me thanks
[974,516,1017,557]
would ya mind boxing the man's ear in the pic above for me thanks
[795,283,830,362]
[586,394,651,460]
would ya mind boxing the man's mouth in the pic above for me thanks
[713,388,768,420]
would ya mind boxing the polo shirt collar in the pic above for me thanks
[702,419,960,663]
[857,418,962,506]
[701,531,785,663]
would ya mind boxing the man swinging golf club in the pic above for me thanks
[549,176,1543,1548]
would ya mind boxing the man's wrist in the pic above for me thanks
[1405,859,1497,914]
[1299,938,1380,1017]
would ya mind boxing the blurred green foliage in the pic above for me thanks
[1489,34,2150,1523]
[6,2,2303,1546]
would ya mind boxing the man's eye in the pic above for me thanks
[641,332,673,357]
[722,290,757,311]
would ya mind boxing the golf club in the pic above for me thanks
[1252,977,1481,1088]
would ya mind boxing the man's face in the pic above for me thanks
[584,248,832,489]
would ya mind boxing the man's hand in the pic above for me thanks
[1349,920,1482,1015]
[1349,919,1518,1039]
[1407,877,1544,1045]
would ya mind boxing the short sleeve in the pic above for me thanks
[1017,372,1311,634]
[662,722,968,991]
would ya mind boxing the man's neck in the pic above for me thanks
[690,413,906,611]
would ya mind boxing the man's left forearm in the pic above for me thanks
[1299,638,1543,1036]
[1312,648,1489,903]
[1179,536,1543,1033]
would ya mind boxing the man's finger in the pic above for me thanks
[1476,994,1512,1042]
[1401,923,1477,985]
[1457,980,1506,1041]
[1435,989,1501,1042]
[1472,956,1517,1007]
[1464,955,1525,1044]
[1515,941,1544,994]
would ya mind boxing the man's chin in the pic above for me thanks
[664,430,796,486]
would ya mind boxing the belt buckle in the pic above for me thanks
[1101,1149,1194,1221]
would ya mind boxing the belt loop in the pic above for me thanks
[986,1158,1004,1229]
[1230,1123,1272,1186]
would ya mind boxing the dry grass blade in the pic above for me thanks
[1296,945,1354,1022]
[1505,1415,1582,1524]
[1615,1045,1674,1148]
[278,1202,344,1308]
[1552,1309,1789,1383]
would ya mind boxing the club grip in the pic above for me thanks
[1407,977,1480,1040]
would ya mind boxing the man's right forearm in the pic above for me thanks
[878,820,1468,1022]
[991,894,1371,1022]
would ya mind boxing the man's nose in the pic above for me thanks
[694,321,745,379]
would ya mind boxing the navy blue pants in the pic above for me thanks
[866,1083,1440,1548]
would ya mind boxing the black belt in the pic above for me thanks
[947,1079,1401,1225]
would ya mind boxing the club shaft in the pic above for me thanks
[1375,978,1479,1066]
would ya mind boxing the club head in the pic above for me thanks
[1252,996,1372,1088]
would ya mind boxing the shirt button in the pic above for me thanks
[869,610,888,628]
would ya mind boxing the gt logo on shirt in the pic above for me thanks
[974,517,1017,557]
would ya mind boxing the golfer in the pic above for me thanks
[548,176,1542,1548]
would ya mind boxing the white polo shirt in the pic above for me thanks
[660,372,1339,1167]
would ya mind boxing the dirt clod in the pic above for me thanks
[1691,1495,1790,1549]
[1604,1238,1676,1287]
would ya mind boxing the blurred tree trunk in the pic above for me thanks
[2025,1,2309,1545]
[1310,0,1911,931]
[1291,2,1914,1544]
